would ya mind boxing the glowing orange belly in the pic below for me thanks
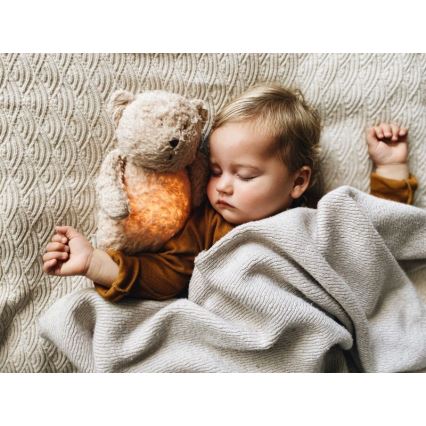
[123,168,191,250]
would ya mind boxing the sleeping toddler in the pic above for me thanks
[42,83,418,301]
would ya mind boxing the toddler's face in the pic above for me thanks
[207,121,300,225]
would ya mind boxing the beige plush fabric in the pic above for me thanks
[1,53,426,372]
[95,90,208,254]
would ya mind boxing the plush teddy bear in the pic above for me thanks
[95,89,209,254]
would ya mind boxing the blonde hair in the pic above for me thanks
[211,82,323,208]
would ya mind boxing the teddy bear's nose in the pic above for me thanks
[169,138,179,149]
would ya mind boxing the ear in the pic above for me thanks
[290,166,312,200]
[108,90,135,126]
[191,99,208,126]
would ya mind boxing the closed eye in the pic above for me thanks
[238,175,257,181]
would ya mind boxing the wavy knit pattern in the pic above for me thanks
[39,186,426,372]
[1,53,426,372]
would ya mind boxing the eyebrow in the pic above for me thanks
[232,163,261,171]
[209,161,261,172]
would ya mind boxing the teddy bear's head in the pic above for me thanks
[109,90,208,172]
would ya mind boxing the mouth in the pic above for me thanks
[216,199,234,208]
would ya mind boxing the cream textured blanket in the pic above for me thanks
[2,53,426,372]
[39,187,426,372]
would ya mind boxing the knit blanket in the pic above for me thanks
[39,186,426,372]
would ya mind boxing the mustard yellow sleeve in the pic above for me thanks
[93,203,233,302]
[370,172,418,205]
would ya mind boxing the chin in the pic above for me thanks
[217,209,245,225]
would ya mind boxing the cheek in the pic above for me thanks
[242,179,267,196]
[233,181,263,206]
[206,177,215,202]
[239,179,286,207]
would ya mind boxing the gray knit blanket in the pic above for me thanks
[38,186,426,372]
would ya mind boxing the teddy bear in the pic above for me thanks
[95,89,209,254]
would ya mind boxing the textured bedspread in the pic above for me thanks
[2,53,426,372]
[39,187,426,372]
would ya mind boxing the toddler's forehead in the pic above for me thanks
[209,121,278,155]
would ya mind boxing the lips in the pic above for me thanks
[217,199,233,208]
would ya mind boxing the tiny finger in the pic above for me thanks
[43,258,57,273]
[55,226,67,234]
[390,123,400,141]
[374,126,384,139]
[55,225,79,240]
[42,251,69,262]
[381,123,392,138]
[46,242,69,252]
[366,127,376,142]
[51,234,68,244]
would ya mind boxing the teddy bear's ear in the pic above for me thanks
[108,90,135,126]
[191,99,208,126]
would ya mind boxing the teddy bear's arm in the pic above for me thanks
[187,149,210,209]
[96,149,130,220]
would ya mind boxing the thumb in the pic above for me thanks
[366,127,378,145]
[55,225,80,239]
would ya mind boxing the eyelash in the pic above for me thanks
[210,171,256,181]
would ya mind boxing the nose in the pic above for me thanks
[169,138,179,149]
[216,174,233,195]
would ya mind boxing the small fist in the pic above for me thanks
[366,123,408,167]
[42,225,94,277]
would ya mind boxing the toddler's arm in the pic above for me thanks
[366,123,409,179]
[42,226,119,287]
[366,123,417,204]
[92,203,233,302]
[43,205,232,303]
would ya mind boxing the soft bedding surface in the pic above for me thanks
[1,53,426,372]
[39,187,426,372]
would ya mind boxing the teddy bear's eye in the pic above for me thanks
[169,138,179,148]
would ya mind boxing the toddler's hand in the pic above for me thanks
[42,226,94,277]
[366,123,408,167]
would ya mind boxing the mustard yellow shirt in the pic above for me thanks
[94,173,418,302]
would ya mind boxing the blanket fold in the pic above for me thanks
[39,186,426,372]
